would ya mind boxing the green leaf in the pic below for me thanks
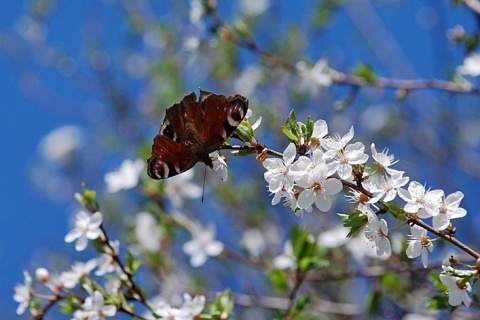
[352,63,377,83]
[380,201,406,221]
[126,249,141,274]
[209,289,235,318]
[290,225,317,271]
[234,119,254,144]
[337,210,368,237]
[282,110,299,142]
[292,294,310,316]
[269,269,289,291]
[305,115,314,141]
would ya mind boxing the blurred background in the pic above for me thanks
[2,0,480,318]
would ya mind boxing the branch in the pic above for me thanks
[205,4,480,95]
[406,215,480,260]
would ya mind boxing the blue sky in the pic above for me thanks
[1,1,480,318]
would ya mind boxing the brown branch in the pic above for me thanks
[205,3,480,95]
[406,215,480,260]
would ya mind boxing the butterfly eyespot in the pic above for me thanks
[147,158,169,180]
[227,99,247,126]
[162,124,175,140]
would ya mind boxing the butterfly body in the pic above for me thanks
[147,90,248,179]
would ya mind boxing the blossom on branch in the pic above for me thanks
[432,191,467,230]
[363,209,391,257]
[323,126,369,180]
[398,181,444,218]
[13,271,32,315]
[64,210,103,252]
[72,289,117,320]
[104,159,144,193]
[406,225,433,268]
[182,224,224,267]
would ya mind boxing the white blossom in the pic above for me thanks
[153,294,205,320]
[135,212,161,252]
[309,119,329,150]
[406,225,433,268]
[72,290,117,320]
[432,191,467,230]
[164,170,202,208]
[263,143,298,193]
[104,159,144,193]
[64,210,103,251]
[363,209,391,256]
[96,240,121,276]
[273,241,297,270]
[182,224,224,267]
[209,151,228,181]
[367,171,409,203]
[13,271,32,315]
[60,259,97,289]
[296,59,332,95]
[457,53,480,77]
[439,274,472,307]
[296,163,343,212]
[323,127,369,179]
[370,143,402,176]
[398,181,444,218]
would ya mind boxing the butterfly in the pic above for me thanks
[147,90,249,179]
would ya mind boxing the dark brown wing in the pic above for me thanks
[147,90,248,180]
[200,90,249,154]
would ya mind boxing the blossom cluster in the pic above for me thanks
[262,116,472,307]
[263,121,367,215]
[14,208,211,319]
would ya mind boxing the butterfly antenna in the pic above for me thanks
[201,165,207,202]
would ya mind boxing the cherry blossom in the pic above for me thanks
[209,151,229,181]
[13,271,32,315]
[164,169,202,208]
[263,143,298,193]
[96,240,121,276]
[273,240,297,270]
[296,59,332,95]
[457,53,480,77]
[104,159,144,193]
[363,209,391,256]
[182,224,224,267]
[370,143,402,175]
[367,171,409,203]
[135,211,162,252]
[72,290,117,320]
[398,181,444,218]
[296,163,343,212]
[323,127,369,179]
[432,191,467,230]
[439,273,472,307]
[152,294,205,320]
[308,119,329,150]
[60,259,97,289]
[64,210,103,251]
[406,225,433,268]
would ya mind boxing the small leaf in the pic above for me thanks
[282,110,300,142]
[352,63,377,84]
[380,201,406,221]
[305,115,314,141]
[337,211,368,237]
[269,269,289,291]
[234,119,254,144]
[292,294,310,316]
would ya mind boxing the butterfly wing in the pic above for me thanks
[147,90,248,180]
[200,90,249,154]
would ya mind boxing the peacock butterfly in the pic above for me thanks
[147,90,249,179]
